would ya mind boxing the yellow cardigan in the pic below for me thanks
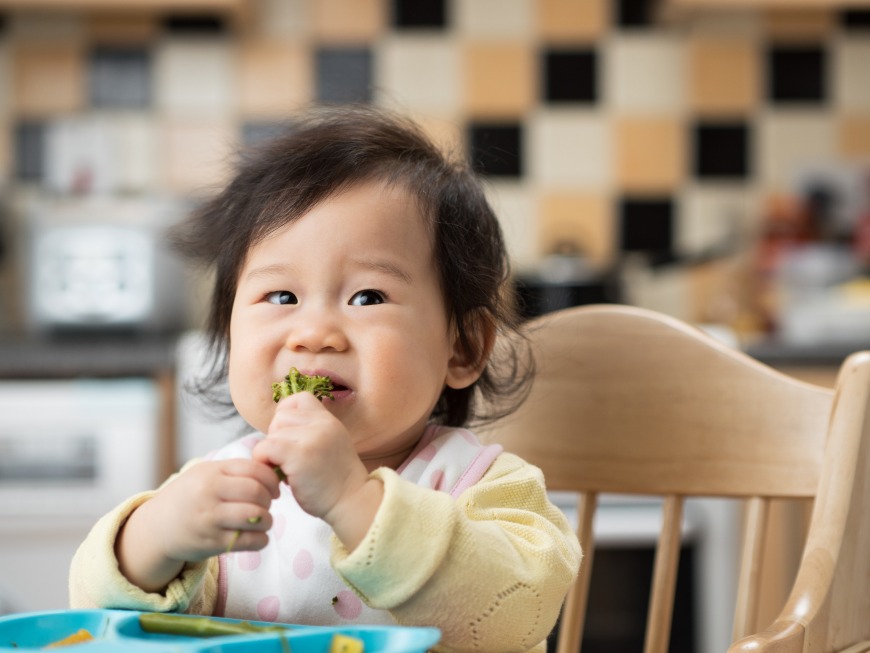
[69,452,581,653]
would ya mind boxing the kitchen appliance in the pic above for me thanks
[21,197,190,334]
[0,378,159,613]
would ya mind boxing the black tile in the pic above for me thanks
[14,121,46,182]
[468,122,523,177]
[392,0,447,28]
[241,121,289,148]
[161,14,228,34]
[89,47,152,109]
[616,0,655,28]
[316,47,373,104]
[767,44,827,104]
[618,196,674,256]
[693,121,751,180]
[841,9,870,30]
[543,49,598,103]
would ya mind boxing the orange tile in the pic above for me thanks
[464,43,535,118]
[615,117,685,193]
[162,119,237,195]
[838,116,870,161]
[311,0,385,42]
[763,9,835,40]
[537,0,609,41]
[12,43,85,116]
[87,13,159,44]
[688,37,759,115]
[538,192,613,264]
[238,41,312,118]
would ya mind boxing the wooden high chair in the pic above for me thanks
[482,304,870,653]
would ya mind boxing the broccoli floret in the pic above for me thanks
[272,367,334,403]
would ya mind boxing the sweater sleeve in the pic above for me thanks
[330,452,582,653]
[68,487,219,615]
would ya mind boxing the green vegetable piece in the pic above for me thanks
[272,367,334,403]
[138,613,289,638]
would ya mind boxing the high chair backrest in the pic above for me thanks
[482,304,870,653]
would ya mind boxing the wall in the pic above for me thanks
[0,0,869,330]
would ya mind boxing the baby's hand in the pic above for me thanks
[254,392,371,525]
[116,458,281,593]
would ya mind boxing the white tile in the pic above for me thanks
[608,34,686,113]
[485,181,538,270]
[679,186,760,257]
[758,111,837,192]
[455,0,534,38]
[528,109,612,189]
[374,37,460,114]
[155,40,237,117]
[834,38,870,111]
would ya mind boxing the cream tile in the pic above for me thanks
[109,114,158,193]
[608,34,686,113]
[162,119,237,195]
[251,0,310,39]
[12,43,86,116]
[155,40,236,117]
[485,181,538,270]
[311,0,385,41]
[688,37,760,115]
[838,116,870,162]
[528,110,612,189]
[835,38,870,111]
[539,192,613,264]
[238,41,311,118]
[457,0,534,38]
[464,43,535,117]
[758,111,836,191]
[375,37,460,115]
[537,0,608,41]
[614,116,685,192]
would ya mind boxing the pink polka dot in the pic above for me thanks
[430,469,445,491]
[241,435,261,450]
[332,590,363,620]
[417,444,437,462]
[270,513,286,540]
[237,551,261,571]
[257,595,280,622]
[293,549,314,579]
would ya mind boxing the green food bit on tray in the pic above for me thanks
[138,613,288,638]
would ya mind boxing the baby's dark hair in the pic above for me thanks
[173,104,533,427]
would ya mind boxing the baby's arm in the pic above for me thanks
[115,458,281,592]
[331,453,581,653]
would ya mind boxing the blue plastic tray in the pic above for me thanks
[0,610,441,652]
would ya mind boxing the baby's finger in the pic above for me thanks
[221,458,282,498]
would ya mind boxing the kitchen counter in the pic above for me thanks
[0,332,179,379]
[744,337,870,367]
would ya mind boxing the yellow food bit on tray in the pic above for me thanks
[330,633,365,653]
[44,628,94,648]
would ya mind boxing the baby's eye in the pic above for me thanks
[349,289,386,306]
[266,291,297,305]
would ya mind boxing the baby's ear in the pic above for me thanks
[445,309,496,390]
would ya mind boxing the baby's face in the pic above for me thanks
[227,179,479,468]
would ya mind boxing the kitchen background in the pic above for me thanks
[0,0,869,651]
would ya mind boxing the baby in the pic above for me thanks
[69,105,581,653]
